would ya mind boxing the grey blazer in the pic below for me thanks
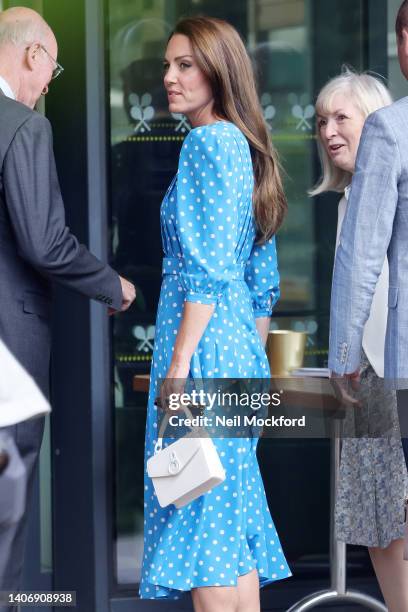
[328,96,408,382]
[0,93,122,396]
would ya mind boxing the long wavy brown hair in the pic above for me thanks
[170,16,287,242]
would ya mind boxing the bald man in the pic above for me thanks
[0,7,135,605]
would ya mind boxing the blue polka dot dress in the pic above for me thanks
[139,121,291,599]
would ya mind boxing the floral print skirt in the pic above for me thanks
[335,351,408,548]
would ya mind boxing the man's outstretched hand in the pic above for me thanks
[109,276,136,314]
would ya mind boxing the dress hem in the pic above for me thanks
[139,570,293,600]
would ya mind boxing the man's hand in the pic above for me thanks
[109,276,136,314]
[119,276,136,311]
[341,368,361,391]
[330,368,361,408]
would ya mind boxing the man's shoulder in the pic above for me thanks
[0,95,32,127]
[0,98,52,162]
[369,96,408,130]
[0,98,52,166]
[0,96,49,134]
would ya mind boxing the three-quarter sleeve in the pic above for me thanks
[245,236,280,317]
[176,126,243,305]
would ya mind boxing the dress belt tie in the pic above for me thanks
[162,256,246,280]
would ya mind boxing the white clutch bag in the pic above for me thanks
[147,405,225,508]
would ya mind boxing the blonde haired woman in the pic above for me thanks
[311,67,408,612]
[140,16,291,612]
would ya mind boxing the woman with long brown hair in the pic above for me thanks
[140,16,291,611]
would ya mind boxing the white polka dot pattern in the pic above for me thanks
[139,121,291,600]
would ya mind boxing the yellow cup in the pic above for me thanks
[266,330,307,376]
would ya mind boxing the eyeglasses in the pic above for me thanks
[26,44,64,80]
[40,45,64,80]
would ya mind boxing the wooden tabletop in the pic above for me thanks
[133,374,151,392]
[133,373,341,412]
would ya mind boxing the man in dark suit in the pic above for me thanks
[0,6,136,605]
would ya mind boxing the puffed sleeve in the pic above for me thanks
[245,236,280,317]
[176,126,241,305]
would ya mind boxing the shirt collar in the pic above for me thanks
[0,75,16,100]
[344,184,351,201]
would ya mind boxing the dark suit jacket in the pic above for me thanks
[0,92,121,396]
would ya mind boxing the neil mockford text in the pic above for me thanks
[167,413,306,428]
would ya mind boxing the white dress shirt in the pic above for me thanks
[0,74,15,100]
[335,186,388,377]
